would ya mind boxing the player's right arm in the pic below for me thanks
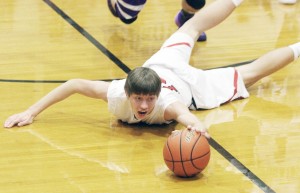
[164,101,210,138]
[4,79,110,128]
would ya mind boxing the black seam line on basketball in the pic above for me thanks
[208,137,276,193]
[43,0,131,74]
[164,151,210,163]
[0,78,120,83]
[166,139,175,171]
[0,60,254,83]
[191,151,210,170]
[179,131,188,177]
[190,132,202,170]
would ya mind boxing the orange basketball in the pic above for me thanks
[163,128,210,177]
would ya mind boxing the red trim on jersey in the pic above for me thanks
[160,77,179,93]
[160,77,166,84]
[223,69,238,104]
[164,42,191,48]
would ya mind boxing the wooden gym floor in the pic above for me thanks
[0,0,299,192]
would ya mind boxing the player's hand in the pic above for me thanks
[4,110,35,128]
[186,125,210,139]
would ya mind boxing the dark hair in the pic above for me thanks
[125,67,161,96]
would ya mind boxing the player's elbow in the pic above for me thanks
[64,79,84,94]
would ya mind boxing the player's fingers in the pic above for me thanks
[193,127,210,139]
[4,120,18,128]
[4,117,17,128]
[17,118,32,127]
[185,126,210,138]
[18,122,29,127]
[3,121,11,128]
[186,125,194,130]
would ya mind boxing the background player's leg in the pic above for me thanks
[107,0,147,24]
[177,0,241,42]
[175,0,207,41]
[236,43,300,87]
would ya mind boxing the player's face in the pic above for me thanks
[128,94,158,120]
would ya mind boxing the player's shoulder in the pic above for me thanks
[107,79,126,98]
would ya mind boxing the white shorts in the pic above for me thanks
[144,32,249,109]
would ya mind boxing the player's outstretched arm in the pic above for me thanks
[164,101,210,138]
[178,0,243,41]
[4,79,110,128]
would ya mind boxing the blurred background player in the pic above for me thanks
[107,0,207,41]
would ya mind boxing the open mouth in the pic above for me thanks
[137,111,147,118]
[138,111,147,115]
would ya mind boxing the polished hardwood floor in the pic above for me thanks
[0,0,300,192]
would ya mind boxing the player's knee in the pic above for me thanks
[115,0,147,24]
[185,0,206,10]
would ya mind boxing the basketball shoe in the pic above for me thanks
[175,10,207,42]
[107,0,145,24]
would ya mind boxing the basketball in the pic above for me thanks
[163,128,210,177]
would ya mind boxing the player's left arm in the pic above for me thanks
[164,101,210,138]
[4,79,110,128]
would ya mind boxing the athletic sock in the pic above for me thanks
[232,0,244,7]
[181,9,194,20]
[289,42,300,61]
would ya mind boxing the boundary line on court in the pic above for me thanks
[43,0,131,74]
[208,137,275,193]
[0,60,252,83]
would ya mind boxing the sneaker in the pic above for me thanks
[278,0,297,4]
[107,0,137,24]
[175,10,207,42]
[107,0,118,17]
